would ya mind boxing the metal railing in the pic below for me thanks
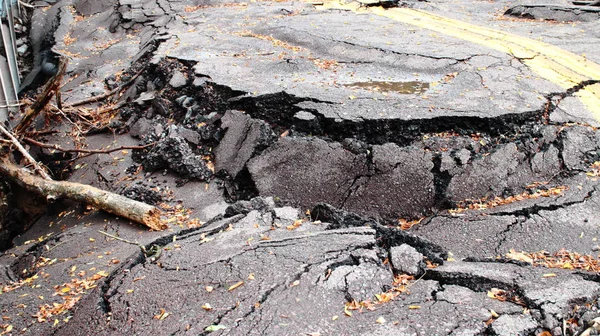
[0,0,20,122]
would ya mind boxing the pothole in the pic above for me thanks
[111,56,600,225]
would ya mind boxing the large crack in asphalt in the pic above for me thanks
[5,0,600,334]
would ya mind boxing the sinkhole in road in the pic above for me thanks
[41,57,600,229]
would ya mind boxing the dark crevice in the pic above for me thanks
[543,79,600,123]
[423,269,517,293]
[493,217,523,255]
[310,203,447,263]
[490,185,596,219]
[431,153,453,209]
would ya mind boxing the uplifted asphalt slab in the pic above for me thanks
[3,0,600,335]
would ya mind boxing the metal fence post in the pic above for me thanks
[0,0,20,123]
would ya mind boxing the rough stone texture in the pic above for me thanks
[390,244,424,276]
[168,70,187,88]
[273,206,301,226]
[344,144,435,219]
[215,110,276,178]
[446,143,530,202]
[136,131,212,181]
[560,126,600,171]
[520,277,600,329]
[248,137,369,210]
[505,4,600,22]
[413,174,600,259]
[491,314,538,336]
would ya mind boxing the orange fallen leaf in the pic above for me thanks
[506,249,533,263]
[153,308,170,320]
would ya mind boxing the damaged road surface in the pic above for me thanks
[2,0,600,335]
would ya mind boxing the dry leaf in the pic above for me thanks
[506,249,533,263]
[153,308,170,320]
[228,281,244,292]
[376,316,386,324]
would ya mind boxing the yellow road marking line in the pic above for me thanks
[320,2,600,119]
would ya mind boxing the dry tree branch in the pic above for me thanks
[14,57,68,135]
[0,158,166,230]
[0,124,52,179]
[23,137,155,156]
[64,69,143,108]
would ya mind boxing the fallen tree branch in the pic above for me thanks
[14,57,68,135]
[0,158,166,230]
[0,124,52,180]
[23,137,156,155]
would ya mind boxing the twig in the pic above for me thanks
[98,230,162,260]
[23,137,156,155]
[24,130,59,136]
[0,124,52,180]
[65,70,143,107]
[98,230,140,246]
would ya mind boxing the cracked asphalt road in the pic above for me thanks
[2,0,600,334]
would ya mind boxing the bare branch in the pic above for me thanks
[23,137,156,155]
[0,124,52,179]
[0,158,166,230]
[64,70,143,107]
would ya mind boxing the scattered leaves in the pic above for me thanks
[587,161,600,177]
[487,288,526,306]
[286,219,304,231]
[450,186,567,214]
[237,31,304,53]
[32,271,109,322]
[505,249,533,264]
[0,324,13,335]
[505,248,600,272]
[344,274,415,316]
[1,274,39,294]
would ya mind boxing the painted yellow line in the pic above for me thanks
[320,2,600,120]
